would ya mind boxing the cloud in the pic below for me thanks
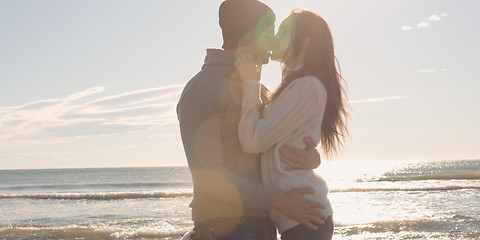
[0,151,73,158]
[84,85,183,108]
[63,103,176,119]
[123,144,138,149]
[416,22,430,28]
[0,87,105,112]
[65,87,106,103]
[401,26,413,31]
[0,84,183,142]
[426,14,442,22]
[349,96,410,104]
[401,13,447,31]
[416,68,447,73]
[148,133,177,138]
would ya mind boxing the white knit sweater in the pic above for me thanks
[238,76,333,233]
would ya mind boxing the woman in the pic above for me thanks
[235,8,349,240]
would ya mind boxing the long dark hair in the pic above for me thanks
[270,8,349,159]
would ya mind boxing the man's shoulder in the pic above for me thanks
[179,68,228,104]
[188,64,234,88]
[190,68,226,86]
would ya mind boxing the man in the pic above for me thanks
[177,0,326,239]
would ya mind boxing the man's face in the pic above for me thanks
[254,24,275,64]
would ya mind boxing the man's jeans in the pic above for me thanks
[192,216,276,240]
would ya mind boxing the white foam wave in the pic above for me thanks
[378,172,480,181]
[0,181,192,191]
[0,191,193,201]
[331,185,480,193]
[0,224,189,240]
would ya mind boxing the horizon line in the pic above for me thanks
[1,158,479,171]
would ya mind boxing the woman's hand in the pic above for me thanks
[235,52,262,81]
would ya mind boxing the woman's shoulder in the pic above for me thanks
[288,75,327,97]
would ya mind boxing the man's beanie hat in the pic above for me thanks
[219,0,276,49]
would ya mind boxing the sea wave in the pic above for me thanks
[335,216,480,238]
[0,224,188,240]
[2,216,480,240]
[377,172,480,181]
[2,184,478,201]
[331,185,480,193]
[0,181,192,191]
[0,191,193,201]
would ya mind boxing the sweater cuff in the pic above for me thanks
[242,79,262,109]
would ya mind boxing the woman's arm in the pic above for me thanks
[238,77,325,153]
[262,82,322,170]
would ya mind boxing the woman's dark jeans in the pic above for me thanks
[192,216,276,240]
[281,215,334,240]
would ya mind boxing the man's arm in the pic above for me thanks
[280,137,321,170]
[178,78,275,210]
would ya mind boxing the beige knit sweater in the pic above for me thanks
[238,76,333,233]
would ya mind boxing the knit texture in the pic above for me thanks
[238,76,334,233]
[177,49,276,223]
[219,0,275,49]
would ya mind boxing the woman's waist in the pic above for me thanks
[265,170,329,195]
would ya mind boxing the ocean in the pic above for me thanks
[1,159,479,240]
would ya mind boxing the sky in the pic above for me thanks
[0,0,479,170]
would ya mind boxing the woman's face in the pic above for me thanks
[255,25,275,64]
[271,17,294,63]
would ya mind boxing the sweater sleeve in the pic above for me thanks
[238,77,324,153]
